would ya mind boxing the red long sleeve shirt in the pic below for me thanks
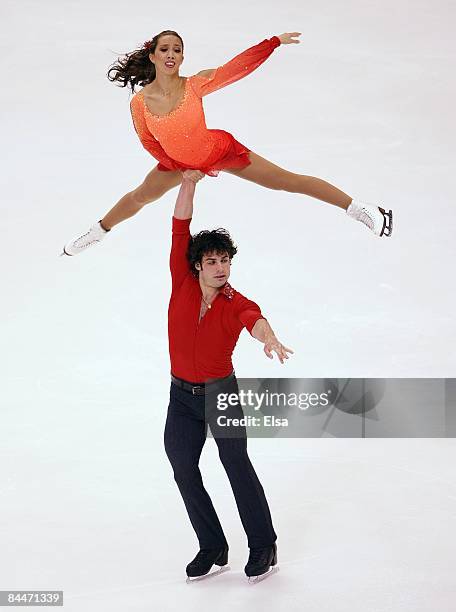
[168,217,265,383]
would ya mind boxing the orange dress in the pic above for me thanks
[129,36,281,176]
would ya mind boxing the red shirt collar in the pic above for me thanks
[197,281,235,300]
[221,282,235,300]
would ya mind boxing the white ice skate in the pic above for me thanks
[346,199,393,237]
[60,220,109,256]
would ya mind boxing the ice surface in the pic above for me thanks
[1,0,455,610]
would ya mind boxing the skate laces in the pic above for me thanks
[357,207,375,230]
[73,231,92,247]
[73,226,101,248]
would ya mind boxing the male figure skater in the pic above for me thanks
[166,170,293,582]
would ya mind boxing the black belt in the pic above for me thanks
[171,371,235,395]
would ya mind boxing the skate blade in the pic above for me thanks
[379,208,393,237]
[247,565,279,584]
[59,248,71,257]
[186,564,230,583]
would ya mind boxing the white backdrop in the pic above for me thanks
[1,0,455,610]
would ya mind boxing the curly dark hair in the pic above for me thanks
[106,30,184,94]
[187,229,238,277]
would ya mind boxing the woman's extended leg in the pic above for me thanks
[225,151,393,236]
[225,151,352,209]
[101,166,183,230]
[62,166,183,255]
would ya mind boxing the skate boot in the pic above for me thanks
[245,542,279,583]
[61,220,110,256]
[346,199,393,237]
[186,546,229,582]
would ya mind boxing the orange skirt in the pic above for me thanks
[157,130,251,177]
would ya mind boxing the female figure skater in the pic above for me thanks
[62,30,393,256]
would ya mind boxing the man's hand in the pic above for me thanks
[263,334,294,364]
[182,169,205,183]
[251,319,294,364]
[277,32,301,45]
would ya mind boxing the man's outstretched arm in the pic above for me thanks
[251,318,294,364]
[173,170,205,220]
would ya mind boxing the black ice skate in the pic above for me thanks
[245,542,279,584]
[186,547,230,583]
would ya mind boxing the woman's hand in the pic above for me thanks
[277,32,301,45]
[182,169,205,183]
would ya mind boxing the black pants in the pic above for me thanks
[164,376,277,549]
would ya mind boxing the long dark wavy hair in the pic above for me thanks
[187,229,238,277]
[107,30,184,94]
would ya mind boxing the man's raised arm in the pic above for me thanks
[173,170,205,220]
[170,171,205,292]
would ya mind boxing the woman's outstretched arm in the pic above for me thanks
[191,32,301,97]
